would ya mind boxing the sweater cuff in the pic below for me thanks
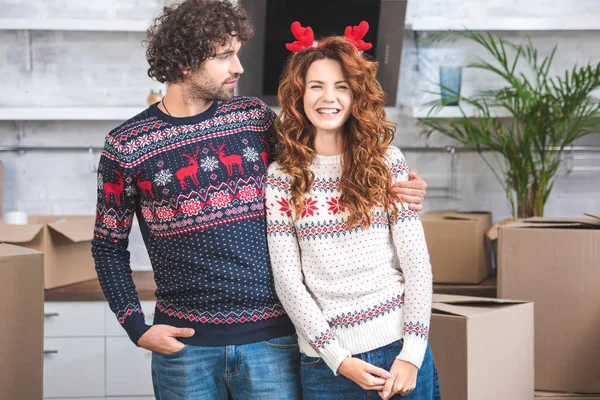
[122,313,152,345]
[317,339,352,376]
[397,334,428,369]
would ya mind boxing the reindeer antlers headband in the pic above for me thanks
[285,21,373,52]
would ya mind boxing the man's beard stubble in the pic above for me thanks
[185,71,240,102]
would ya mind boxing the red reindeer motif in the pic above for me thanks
[136,171,154,199]
[209,143,244,176]
[260,139,270,169]
[104,170,124,206]
[176,147,200,190]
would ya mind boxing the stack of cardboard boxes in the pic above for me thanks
[423,209,600,399]
[0,208,96,399]
[422,210,535,400]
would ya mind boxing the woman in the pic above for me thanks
[265,29,441,400]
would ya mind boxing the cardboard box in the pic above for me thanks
[422,211,493,283]
[429,294,534,400]
[0,244,43,400]
[498,213,600,393]
[0,161,3,216]
[0,215,96,289]
[536,392,600,400]
[433,276,497,298]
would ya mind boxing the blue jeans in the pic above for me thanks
[151,335,302,400]
[301,341,441,400]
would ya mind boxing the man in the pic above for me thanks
[92,1,428,399]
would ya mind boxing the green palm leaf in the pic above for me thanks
[420,31,600,218]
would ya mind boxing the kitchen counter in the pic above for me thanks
[44,271,156,301]
[45,271,496,301]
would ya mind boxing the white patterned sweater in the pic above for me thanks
[265,146,433,374]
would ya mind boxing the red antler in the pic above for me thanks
[344,21,373,51]
[285,21,315,52]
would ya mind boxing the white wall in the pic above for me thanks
[1,0,599,269]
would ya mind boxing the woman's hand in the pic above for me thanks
[378,359,418,399]
[337,357,392,392]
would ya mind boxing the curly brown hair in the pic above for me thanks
[145,0,254,84]
[276,36,398,229]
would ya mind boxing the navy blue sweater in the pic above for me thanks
[92,97,294,345]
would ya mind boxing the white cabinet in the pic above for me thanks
[50,398,106,400]
[43,338,105,398]
[44,301,155,399]
[44,302,105,337]
[106,337,154,396]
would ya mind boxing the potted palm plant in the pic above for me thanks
[419,31,600,218]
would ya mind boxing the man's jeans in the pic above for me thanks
[151,335,301,399]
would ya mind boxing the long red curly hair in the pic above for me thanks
[275,36,398,229]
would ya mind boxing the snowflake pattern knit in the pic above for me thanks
[92,97,294,346]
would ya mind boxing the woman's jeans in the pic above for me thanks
[301,340,441,399]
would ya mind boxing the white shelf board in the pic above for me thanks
[0,107,147,121]
[401,105,512,118]
[4,17,598,33]
[406,17,600,31]
[0,18,150,32]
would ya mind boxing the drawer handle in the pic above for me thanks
[44,312,60,317]
[44,350,58,355]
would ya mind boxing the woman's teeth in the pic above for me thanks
[317,109,340,115]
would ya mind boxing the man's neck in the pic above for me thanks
[158,84,213,117]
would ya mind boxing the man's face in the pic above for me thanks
[186,37,244,101]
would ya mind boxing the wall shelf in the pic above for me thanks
[0,18,150,32]
[0,17,597,41]
[401,105,512,118]
[3,18,599,33]
[0,107,146,121]
[406,17,600,31]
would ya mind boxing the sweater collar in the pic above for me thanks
[148,100,219,125]
[313,153,342,166]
